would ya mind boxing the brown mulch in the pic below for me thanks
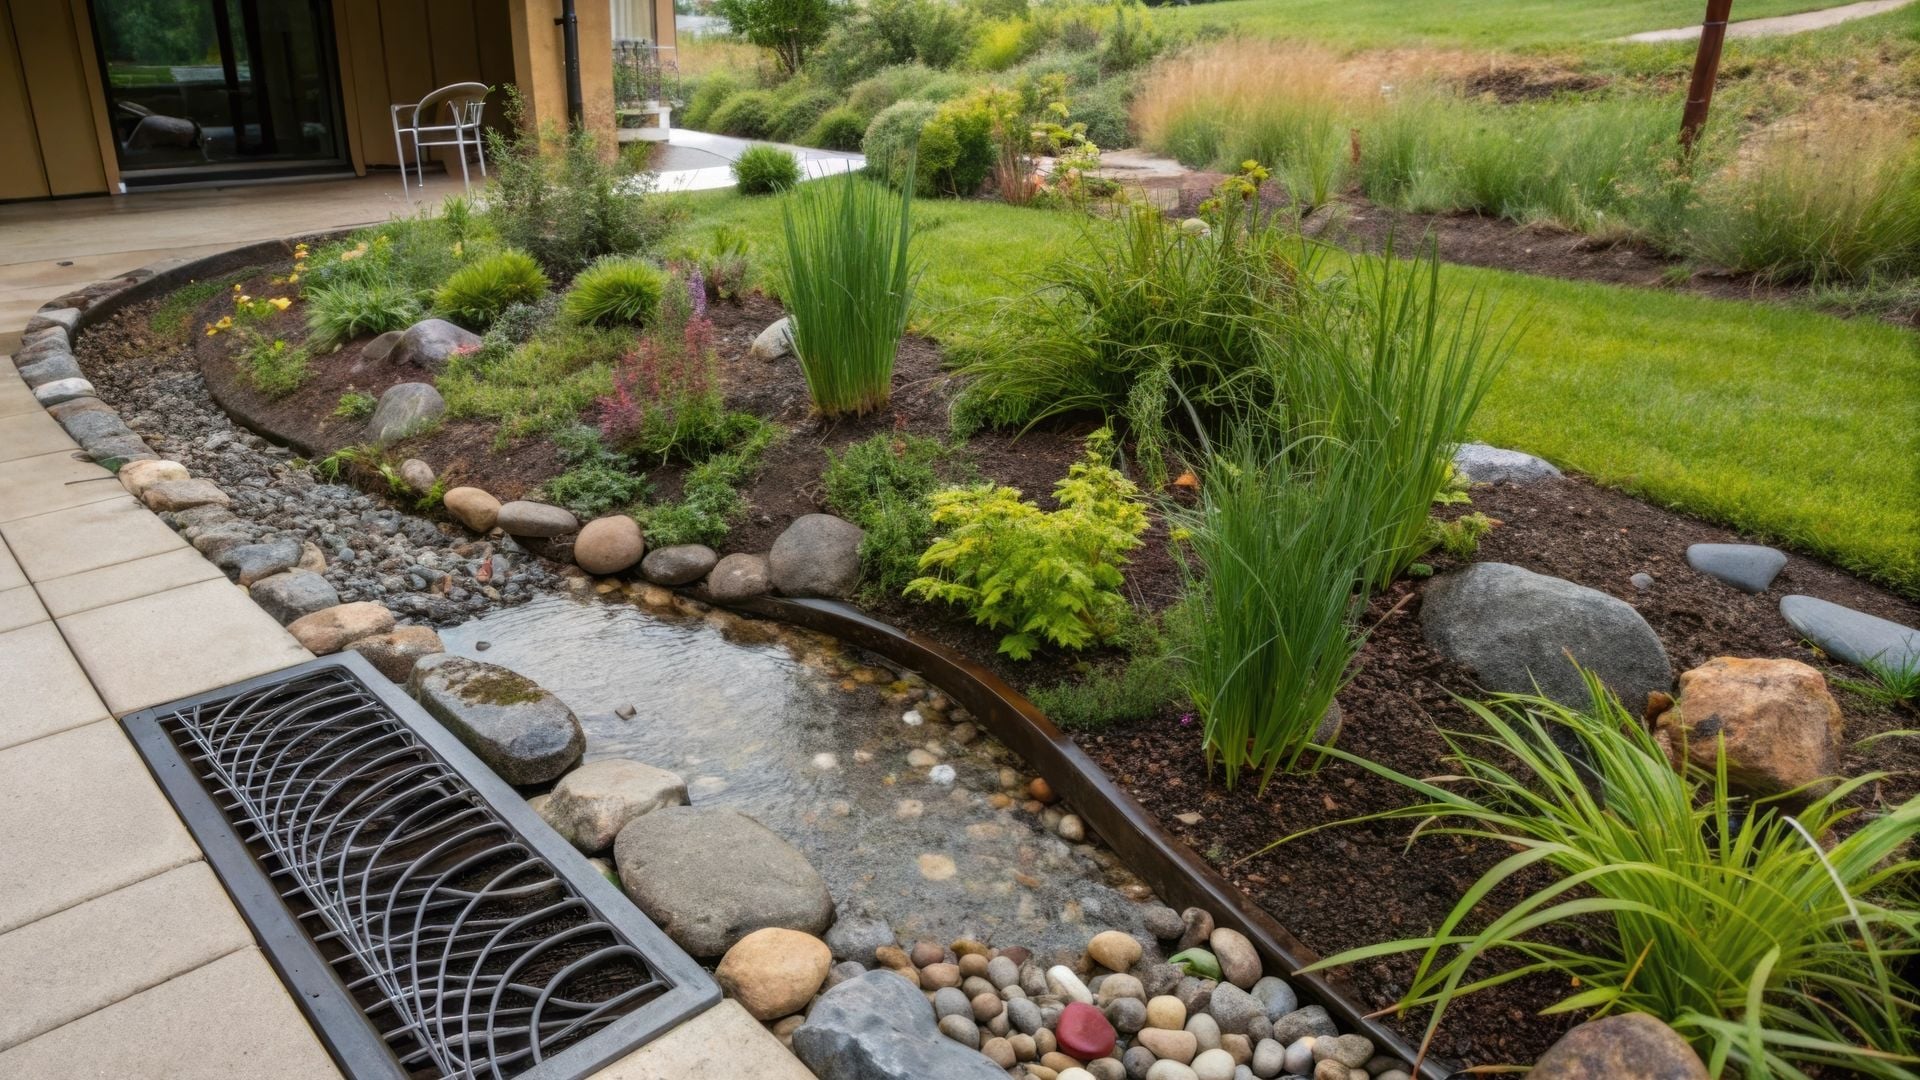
[1077,475,1920,1068]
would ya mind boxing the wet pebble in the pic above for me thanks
[937,1013,980,1049]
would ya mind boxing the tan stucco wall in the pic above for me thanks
[1,0,110,199]
[509,0,616,154]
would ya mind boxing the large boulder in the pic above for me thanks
[641,544,718,586]
[391,318,481,372]
[496,500,579,538]
[1780,595,1918,675]
[1686,543,1787,594]
[574,515,645,575]
[1422,562,1672,711]
[613,805,832,957]
[707,553,771,603]
[749,317,794,362]
[541,757,688,853]
[1452,443,1562,485]
[286,602,395,654]
[362,329,404,362]
[248,569,341,625]
[715,927,832,1021]
[1653,657,1843,795]
[443,486,501,532]
[792,970,1009,1080]
[348,625,444,682]
[769,514,864,599]
[408,655,584,784]
[367,382,446,446]
[1530,1013,1707,1080]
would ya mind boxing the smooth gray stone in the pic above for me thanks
[212,535,303,585]
[367,382,445,446]
[391,317,481,372]
[408,654,585,785]
[27,306,80,333]
[249,570,341,624]
[1250,976,1297,1021]
[792,970,1007,1080]
[495,500,579,538]
[1268,1005,1338,1044]
[769,513,864,599]
[1781,595,1919,674]
[612,805,831,958]
[16,350,82,387]
[1423,561,1673,711]
[32,378,94,406]
[1686,543,1787,593]
[1452,442,1561,484]
[824,913,895,964]
[641,543,718,586]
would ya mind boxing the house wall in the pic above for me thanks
[0,0,112,200]
[333,0,518,170]
[506,0,615,153]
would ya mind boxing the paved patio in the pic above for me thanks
[0,149,817,1077]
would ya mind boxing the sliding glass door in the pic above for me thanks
[87,0,349,182]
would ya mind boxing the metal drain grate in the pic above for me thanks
[122,653,716,1080]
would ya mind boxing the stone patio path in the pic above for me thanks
[1622,0,1916,42]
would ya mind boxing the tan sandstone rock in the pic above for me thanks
[286,602,396,655]
[1654,656,1843,795]
[1530,1013,1708,1080]
[443,486,500,533]
[346,625,445,682]
[117,458,188,497]
[713,927,832,1020]
[574,515,645,575]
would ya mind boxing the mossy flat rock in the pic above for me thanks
[408,654,583,784]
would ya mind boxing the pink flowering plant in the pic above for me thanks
[597,270,745,463]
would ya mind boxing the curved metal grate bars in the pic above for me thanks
[127,656,715,1080]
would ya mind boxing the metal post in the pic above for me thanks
[560,0,585,130]
[1680,0,1734,155]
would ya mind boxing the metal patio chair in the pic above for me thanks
[390,82,490,198]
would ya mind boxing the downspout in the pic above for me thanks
[560,0,585,130]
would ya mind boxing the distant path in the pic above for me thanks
[1622,0,1916,42]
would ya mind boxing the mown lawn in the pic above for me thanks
[669,189,1920,593]
[1149,0,1843,49]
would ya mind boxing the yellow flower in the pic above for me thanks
[232,283,243,292]
[288,273,300,283]
[205,326,218,336]
[213,316,232,329]
[237,294,251,303]
[269,297,292,311]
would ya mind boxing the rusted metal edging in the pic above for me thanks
[735,595,1458,1080]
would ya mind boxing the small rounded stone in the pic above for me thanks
[938,1013,981,1049]
[1122,1045,1158,1080]
[960,953,990,979]
[1311,1060,1348,1080]
[1043,1052,1084,1072]
[922,962,961,989]
[1087,1059,1126,1080]
[1193,1049,1237,1080]
[1097,973,1146,1004]
[1177,908,1215,951]
[1036,1027,1058,1057]
[1186,1011,1222,1051]
[1146,1062,1200,1080]
[1135,1027,1198,1064]
[1009,996,1045,1034]
[933,986,971,1020]
[1047,964,1094,1004]
[972,991,1005,1022]
[984,1036,1018,1068]
[988,955,1021,989]
[1105,996,1147,1035]
[1088,930,1144,972]
[1010,1032,1039,1060]
[1145,994,1187,1030]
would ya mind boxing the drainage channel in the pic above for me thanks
[121,652,718,1080]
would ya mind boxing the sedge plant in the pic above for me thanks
[1269,672,1920,1078]
[778,164,918,417]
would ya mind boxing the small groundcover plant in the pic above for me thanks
[907,428,1147,660]
[1271,671,1920,1079]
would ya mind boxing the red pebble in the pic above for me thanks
[1054,1001,1115,1060]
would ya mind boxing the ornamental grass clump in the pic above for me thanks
[1177,433,1380,790]
[563,256,667,327]
[434,249,549,330]
[907,428,1147,660]
[1282,673,1920,1079]
[779,166,918,417]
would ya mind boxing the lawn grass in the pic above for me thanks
[1151,0,1846,50]
[672,190,1919,593]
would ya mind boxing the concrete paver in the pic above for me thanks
[1,495,187,581]
[0,948,339,1080]
[35,544,225,619]
[0,449,121,524]
[0,537,22,590]
[0,720,200,934]
[0,621,109,750]
[594,999,818,1080]
[0,862,253,1049]
[0,359,37,420]
[0,584,46,634]
[0,409,76,464]
[57,576,311,715]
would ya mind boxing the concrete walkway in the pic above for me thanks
[1622,0,1916,42]
[647,129,863,193]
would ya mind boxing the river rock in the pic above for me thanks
[443,486,501,532]
[32,377,94,407]
[363,329,404,361]
[1089,930,1144,972]
[392,317,481,372]
[1107,996,1147,1035]
[1686,543,1787,594]
[248,569,340,624]
[574,514,645,574]
[348,625,444,682]
[368,382,446,445]
[641,543,718,585]
[408,655,584,784]
[1250,1039,1284,1078]
[1209,928,1259,989]
[1191,1049,1236,1080]
[214,535,304,586]
[399,458,436,494]
[1780,594,1918,674]
[1187,1011,1221,1051]
[27,306,79,332]
[117,459,189,497]
[614,805,832,957]
[1206,982,1265,1036]
[1452,443,1561,484]
[707,552,771,602]
[1147,1062,1198,1080]
[1422,562,1672,711]
[1059,1001,1117,1059]
[286,602,395,654]
[715,926,832,1020]
[750,316,793,361]
[825,914,895,963]
[18,351,83,388]
[769,513,863,599]
[1177,907,1215,951]
[1269,1006,1337,1045]
[1048,965,1094,1004]
[1312,1034,1373,1068]
[542,757,688,852]
[1137,1027,1198,1063]
[14,332,72,368]
[1250,977,1296,1021]
[142,477,230,512]
[1530,1013,1708,1080]
[793,969,1008,1080]
[1653,656,1843,794]
[496,500,578,538]
[1097,973,1145,1004]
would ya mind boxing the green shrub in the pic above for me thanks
[1291,674,1920,1079]
[710,90,779,138]
[682,73,743,130]
[906,428,1148,659]
[918,94,996,197]
[970,16,1037,71]
[545,446,650,517]
[563,257,667,326]
[434,249,550,330]
[822,432,949,593]
[847,64,951,115]
[239,336,310,397]
[805,107,870,152]
[1070,77,1131,152]
[862,100,938,186]
[334,391,377,419]
[811,0,975,87]
[780,169,919,417]
[733,144,802,195]
[712,0,835,74]
[771,86,836,141]
[305,280,424,347]
[489,295,559,343]
[1029,600,1197,730]
[436,324,630,438]
[638,420,778,546]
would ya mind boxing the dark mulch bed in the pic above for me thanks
[1078,474,1920,1067]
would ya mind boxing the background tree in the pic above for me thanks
[712,0,838,74]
